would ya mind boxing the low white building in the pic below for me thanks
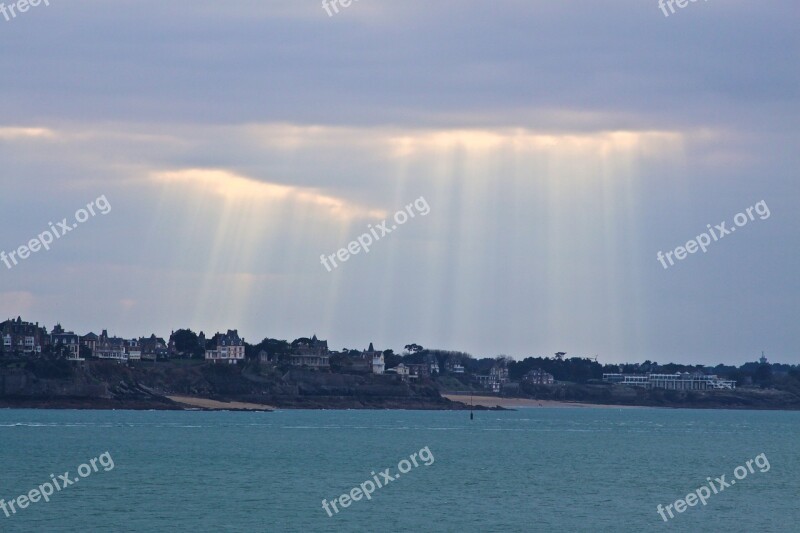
[387,363,409,380]
[372,354,385,375]
[603,372,736,390]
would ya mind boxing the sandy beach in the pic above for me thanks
[167,395,274,411]
[444,394,643,409]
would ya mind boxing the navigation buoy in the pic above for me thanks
[470,390,474,420]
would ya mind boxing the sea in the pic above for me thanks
[0,407,797,532]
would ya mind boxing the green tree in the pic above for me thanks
[172,329,200,355]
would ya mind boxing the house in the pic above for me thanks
[80,332,99,356]
[424,353,439,376]
[407,363,430,381]
[475,363,510,393]
[474,374,500,393]
[140,334,168,361]
[372,353,385,375]
[290,335,330,369]
[50,324,82,361]
[95,330,128,361]
[349,356,372,373]
[386,363,410,381]
[490,365,509,384]
[523,368,554,385]
[125,339,142,361]
[205,330,246,364]
[362,343,385,375]
[0,317,48,355]
[445,358,465,374]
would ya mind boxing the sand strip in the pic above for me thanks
[443,394,643,409]
[167,395,274,411]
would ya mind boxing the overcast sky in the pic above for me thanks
[0,1,797,364]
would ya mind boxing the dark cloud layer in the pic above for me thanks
[0,1,797,364]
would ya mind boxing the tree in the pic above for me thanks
[254,338,291,361]
[80,345,93,359]
[385,352,403,369]
[404,344,424,354]
[753,364,773,387]
[172,329,200,356]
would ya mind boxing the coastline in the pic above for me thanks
[443,394,646,409]
[2,395,799,411]
[167,395,274,411]
[0,395,496,412]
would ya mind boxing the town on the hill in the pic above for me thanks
[0,317,800,396]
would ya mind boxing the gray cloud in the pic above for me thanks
[0,1,797,364]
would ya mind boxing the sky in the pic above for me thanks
[0,0,797,365]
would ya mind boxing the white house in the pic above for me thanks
[205,330,246,364]
[372,353,385,375]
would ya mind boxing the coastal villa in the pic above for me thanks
[50,324,83,361]
[603,372,736,390]
[387,353,438,381]
[445,358,465,374]
[290,335,330,369]
[386,363,410,381]
[475,375,498,392]
[125,339,142,361]
[349,355,371,373]
[523,368,555,385]
[425,353,440,375]
[372,353,385,375]
[205,330,246,364]
[140,334,168,361]
[0,317,48,355]
[95,330,128,361]
[80,332,99,356]
[362,343,385,374]
[491,365,509,383]
[475,363,510,393]
[407,363,430,381]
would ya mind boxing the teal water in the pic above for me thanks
[0,408,797,532]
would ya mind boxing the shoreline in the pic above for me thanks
[2,394,799,412]
[443,394,647,409]
[166,395,274,411]
[0,396,492,412]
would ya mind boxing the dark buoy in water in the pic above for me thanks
[469,390,474,420]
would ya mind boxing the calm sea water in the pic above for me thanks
[0,408,797,532]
